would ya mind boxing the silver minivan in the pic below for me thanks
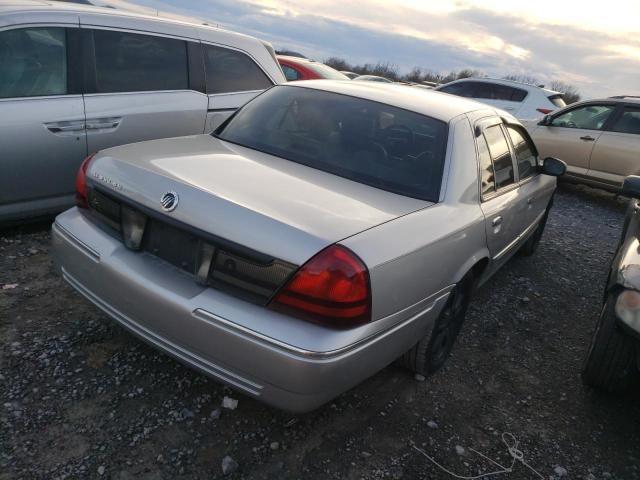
[0,1,285,223]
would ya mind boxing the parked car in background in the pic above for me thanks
[52,80,565,411]
[582,175,640,392]
[436,78,565,120]
[353,75,394,83]
[277,55,349,81]
[340,71,359,79]
[0,1,284,223]
[528,96,640,192]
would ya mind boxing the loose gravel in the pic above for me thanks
[1,183,639,479]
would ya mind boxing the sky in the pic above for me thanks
[93,0,640,99]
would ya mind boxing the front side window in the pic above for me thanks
[439,82,474,98]
[550,104,615,130]
[506,125,537,180]
[0,27,67,98]
[281,65,299,81]
[484,125,515,189]
[217,86,448,201]
[477,134,495,196]
[204,45,272,94]
[93,30,188,93]
[609,106,640,135]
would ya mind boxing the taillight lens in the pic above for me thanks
[75,153,96,208]
[536,108,553,115]
[269,245,371,327]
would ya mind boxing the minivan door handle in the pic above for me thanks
[492,216,503,227]
[579,135,595,141]
[44,120,85,135]
[85,117,122,131]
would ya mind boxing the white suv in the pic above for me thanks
[435,77,566,121]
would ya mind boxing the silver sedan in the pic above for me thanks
[51,81,565,412]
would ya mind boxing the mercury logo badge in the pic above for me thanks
[160,191,179,212]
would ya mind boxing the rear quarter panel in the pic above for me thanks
[341,115,489,320]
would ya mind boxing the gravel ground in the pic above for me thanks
[1,183,640,480]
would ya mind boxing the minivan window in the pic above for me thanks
[217,86,448,202]
[484,125,515,189]
[204,45,272,94]
[609,107,640,135]
[93,30,188,93]
[506,125,537,180]
[0,27,67,98]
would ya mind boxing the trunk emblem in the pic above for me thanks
[160,192,179,212]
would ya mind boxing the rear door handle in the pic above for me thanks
[492,216,503,227]
[579,135,595,141]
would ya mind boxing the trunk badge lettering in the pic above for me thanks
[161,192,179,212]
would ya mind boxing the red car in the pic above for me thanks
[277,55,349,81]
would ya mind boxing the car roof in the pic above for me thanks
[0,0,255,42]
[444,77,562,96]
[286,80,497,122]
[608,96,640,104]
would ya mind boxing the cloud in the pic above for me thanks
[95,0,640,98]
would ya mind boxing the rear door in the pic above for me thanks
[0,22,87,220]
[588,104,640,188]
[532,103,617,178]
[202,44,274,131]
[79,15,208,153]
[476,119,528,262]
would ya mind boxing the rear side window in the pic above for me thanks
[93,30,188,93]
[484,125,515,189]
[281,65,299,81]
[217,86,448,202]
[475,82,527,102]
[506,125,537,180]
[609,106,640,135]
[0,27,67,98]
[204,45,272,94]
[477,134,495,196]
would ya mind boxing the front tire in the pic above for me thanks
[400,274,474,375]
[581,294,638,393]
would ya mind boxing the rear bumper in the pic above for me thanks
[51,208,449,412]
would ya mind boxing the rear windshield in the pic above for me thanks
[306,63,350,80]
[549,94,566,108]
[216,86,448,202]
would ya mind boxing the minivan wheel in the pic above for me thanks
[399,274,473,375]
[581,294,639,393]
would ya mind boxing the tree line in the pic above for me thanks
[321,57,581,104]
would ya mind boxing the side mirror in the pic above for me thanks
[622,176,640,198]
[542,157,566,177]
[538,115,551,126]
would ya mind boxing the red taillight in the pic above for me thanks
[536,108,553,115]
[269,245,371,327]
[75,153,96,208]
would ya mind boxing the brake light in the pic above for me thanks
[536,108,553,115]
[269,245,371,327]
[75,153,96,208]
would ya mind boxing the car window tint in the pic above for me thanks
[0,27,67,98]
[475,82,495,99]
[609,107,640,135]
[506,125,537,180]
[511,88,528,102]
[550,104,615,130]
[94,30,187,93]
[477,134,495,196]
[218,86,448,202]
[281,65,299,81]
[484,125,515,189]
[204,45,272,94]
[439,82,474,97]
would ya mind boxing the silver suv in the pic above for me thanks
[0,1,285,223]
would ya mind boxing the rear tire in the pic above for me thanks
[399,273,474,375]
[581,294,639,393]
